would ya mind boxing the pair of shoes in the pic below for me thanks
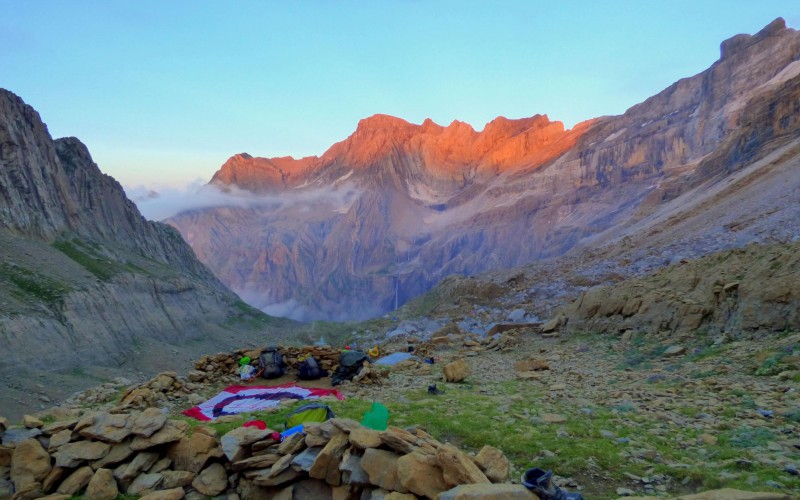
[427,384,445,395]
[521,467,584,500]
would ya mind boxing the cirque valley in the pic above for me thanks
[166,18,800,321]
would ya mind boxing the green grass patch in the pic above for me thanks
[53,239,124,280]
[722,427,776,449]
[754,353,789,376]
[0,261,71,305]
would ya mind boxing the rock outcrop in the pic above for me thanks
[167,19,800,322]
[560,241,800,337]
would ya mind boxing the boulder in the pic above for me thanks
[232,453,282,472]
[0,445,12,467]
[2,427,42,446]
[192,463,228,497]
[268,453,295,478]
[349,426,382,449]
[292,447,322,472]
[47,429,73,451]
[121,451,161,481]
[85,468,118,500]
[76,412,133,443]
[11,439,52,490]
[41,419,78,435]
[436,443,491,486]
[248,467,302,487]
[0,476,13,499]
[22,415,44,429]
[277,432,306,455]
[167,432,223,473]
[52,442,112,469]
[140,487,187,500]
[443,359,471,382]
[221,426,272,462]
[41,466,66,493]
[7,481,44,499]
[309,431,350,485]
[361,448,406,493]
[149,372,177,392]
[663,345,688,357]
[380,427,420,455]
[396,451,448,498]
[90,440,134,469]
[339,450,370,486]
[127,472,164,496]
[161,470,195,489]
[291,479,333,499]
[130,420,188,450]
[55,466,93,495]
[438,483,537,499]
[132,408,167,437]
[149,457,172,474]
[473,445,510,483]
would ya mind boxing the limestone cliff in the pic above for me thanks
[167,19,800,321]
[0,89,282,384]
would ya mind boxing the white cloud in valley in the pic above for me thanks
[126,181,360,222]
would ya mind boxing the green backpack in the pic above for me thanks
[285,404,335,429]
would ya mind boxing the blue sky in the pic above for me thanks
[2,1,797,189]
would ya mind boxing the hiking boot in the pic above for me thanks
[427,384,445,395]
[521,467,585,500]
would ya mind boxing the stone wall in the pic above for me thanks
[0,409,534,499]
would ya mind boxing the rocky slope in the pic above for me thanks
[0,89,291,419]
[167,18,800,322]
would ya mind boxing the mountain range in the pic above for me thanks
[167,18,800,321]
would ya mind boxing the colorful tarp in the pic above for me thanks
[182,383,345,421]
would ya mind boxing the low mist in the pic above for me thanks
[125,181,360,222]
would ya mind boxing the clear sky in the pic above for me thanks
[2,1,797,190]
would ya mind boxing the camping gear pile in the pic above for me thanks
[186,346,388,385]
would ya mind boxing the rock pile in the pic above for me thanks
[0,409,533,499]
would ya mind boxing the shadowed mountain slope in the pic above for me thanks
[0,89,291,418]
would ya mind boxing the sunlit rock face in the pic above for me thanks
[168,19,800,321]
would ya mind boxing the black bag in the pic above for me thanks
[259,346,286,379]
[297,356,327,380]
[331,350,370,386]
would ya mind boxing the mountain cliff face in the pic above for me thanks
[167,19,800,321]
[0,89,280,389]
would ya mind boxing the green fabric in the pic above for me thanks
[361,402,389,431]
[286,406,331,428]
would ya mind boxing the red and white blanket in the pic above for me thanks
[183,383,345,421]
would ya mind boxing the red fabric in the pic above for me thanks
[182,383,345,421]
[243,420,267,430]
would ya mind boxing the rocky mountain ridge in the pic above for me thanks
[167,18,800,321]
[0,89,289,420]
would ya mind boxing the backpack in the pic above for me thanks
[297,355,327,380]
[285,403,335,429]
[331,350,370,386]
[259,346,286,379]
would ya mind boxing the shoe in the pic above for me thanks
[427,384,445,395]
[521,467,584,500]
